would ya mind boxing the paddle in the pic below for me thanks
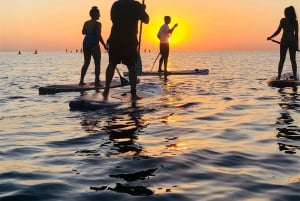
[135,0,145,75]
[115,67,130,86]
[150,53,161,72]
[269,39,300,52]
[269,39,280,44]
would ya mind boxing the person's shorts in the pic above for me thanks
[83,45,101,65]
[160,43,169,58]
[108,39,138,66]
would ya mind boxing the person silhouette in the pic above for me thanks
[79,6,107,86]
[103,0,149,100]
[157,16,178,75]
[267,6,299,80]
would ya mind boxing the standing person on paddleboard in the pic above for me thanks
[267,6,299,80]
[103,0,149,100]
[157,16,178,76]
[79,6,107,86]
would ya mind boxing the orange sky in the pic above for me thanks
[0,0,299,52]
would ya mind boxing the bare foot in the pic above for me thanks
[95,82,102,87]
[102,89,109,100]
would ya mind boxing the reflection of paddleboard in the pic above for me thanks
[266,73,300,88]
[39,80,122,95]
[69,83,161,110]
[123,69,209,76]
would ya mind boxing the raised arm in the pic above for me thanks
[267,19,283,40]
[169,23,178,34]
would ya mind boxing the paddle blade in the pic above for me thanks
[120,76,130,86]
[135,54,142,75]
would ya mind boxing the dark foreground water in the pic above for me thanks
[0,51,299,201]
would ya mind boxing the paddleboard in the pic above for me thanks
[266,73,300,88]
[69,83,161,110]
[39,80,122,95]
[123,68,209,76]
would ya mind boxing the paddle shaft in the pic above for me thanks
[137,0,145,54]
[269,39,300,52]
[115,67,129,86]
[151,53,161,72]
[135,0,145,75]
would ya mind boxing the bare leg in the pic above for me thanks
[92,46,101,84]
[94,64,100,84]
[127,64,140,100]
[164,45,170,78]
[277,46,288,80]
[289,48,298,80]
[79,50,91,85]
[158,57,163,72]
[164,56,168,78]
[79,64,89,85]
[103,63,116,99]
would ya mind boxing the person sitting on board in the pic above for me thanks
[79,6,107,86]
[267,6,299,80]
[103,0,149,100]
[157,16,178,75]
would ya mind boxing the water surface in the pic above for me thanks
[0,51,299,201]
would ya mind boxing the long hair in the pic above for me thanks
[284,6,297,25]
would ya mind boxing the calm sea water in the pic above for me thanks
[0,51,299,201]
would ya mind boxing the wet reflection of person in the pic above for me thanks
[275,87,300,154]
[104,109,145,156]
[101,108,156,196]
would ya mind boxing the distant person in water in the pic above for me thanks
[157,16,178,75]
[79,6,107,86]
[103,0,149,100]
[267,6,299,80]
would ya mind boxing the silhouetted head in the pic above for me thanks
[90,6,100,20]
[284,6,297,25]
[164,16,171,24]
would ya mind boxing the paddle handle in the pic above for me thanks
[269,39,300,51]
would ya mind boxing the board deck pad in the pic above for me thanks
[39,80,122,95]
[266,73,300,88]
[123,69,209,76]
[69,83,161,110]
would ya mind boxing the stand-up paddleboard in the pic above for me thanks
[123,68,209,76]
[69,83,162,110]
[39,80,122,95]
[266,73,300,88]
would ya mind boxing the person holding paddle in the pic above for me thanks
[267,6,299,80]
[157,16,178,76]
[103,0,149,100]
[79,6,107,86]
